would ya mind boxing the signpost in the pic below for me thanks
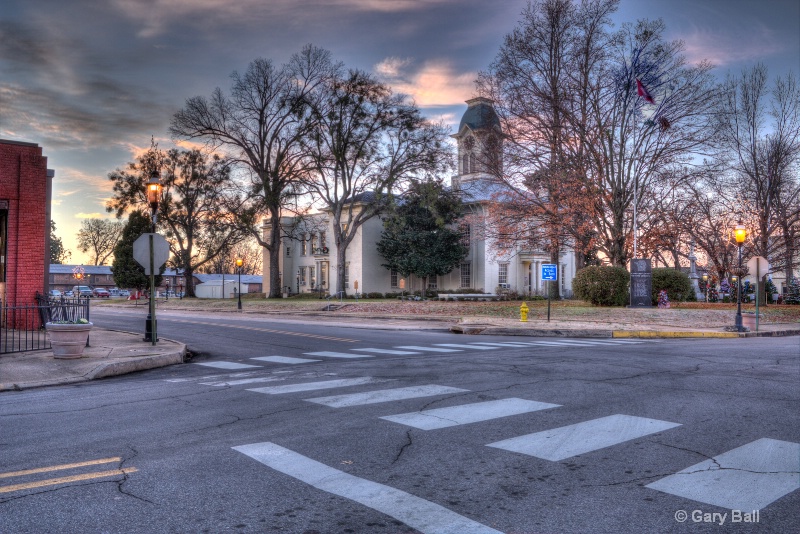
[541,264,557,322]
[133,233,170,344]
[747,256,769,332]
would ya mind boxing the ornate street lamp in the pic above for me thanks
[702,273,709,303]
[146,170,161,233]
[236,258,243,310]
[734,221,747,331]
[144,169,162,344]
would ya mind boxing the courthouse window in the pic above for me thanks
[498,263,509,285]
[460,263,471,288]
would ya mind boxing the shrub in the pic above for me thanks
[367,292,384,299]
[573,266,630,306]
[651,268,693,305]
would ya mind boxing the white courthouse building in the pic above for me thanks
[262,97,577,297]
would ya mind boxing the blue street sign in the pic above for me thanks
[541,264,558,281]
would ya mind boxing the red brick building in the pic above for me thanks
[0,139,52,308]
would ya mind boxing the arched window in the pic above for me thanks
[462,153,470,174]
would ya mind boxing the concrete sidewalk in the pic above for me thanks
[452,317,800,338]
[0,328,185,392]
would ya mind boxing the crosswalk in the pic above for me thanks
[173,337,798,532]
[225,370,799,532]
[191,338,655,371]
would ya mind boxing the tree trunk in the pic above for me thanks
[184,266,196,298]
[335,242,347,297]
[268,212,282,298]
[550,246,561,300]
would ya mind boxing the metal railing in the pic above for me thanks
[0,294,90,354]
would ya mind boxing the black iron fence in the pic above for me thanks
[0,294,90,354]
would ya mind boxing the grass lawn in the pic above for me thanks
[95,296,800,326]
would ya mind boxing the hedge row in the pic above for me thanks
[573,266,694,306]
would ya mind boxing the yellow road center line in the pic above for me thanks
[0,467,138,493]
[0,457,122,479]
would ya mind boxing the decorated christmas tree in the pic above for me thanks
[785,277,800,305]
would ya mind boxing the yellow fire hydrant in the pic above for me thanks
[520,302,529,322]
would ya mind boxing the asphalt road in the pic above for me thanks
[1,307,798,533]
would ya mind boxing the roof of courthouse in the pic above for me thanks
[458,97,501,132]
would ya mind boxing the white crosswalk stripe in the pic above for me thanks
[306,385,469,408]
[380,398,561,430]
[248,377,390,395]
[433,344,500,350]
[487,414,681,461]
[351,348,421,355]
[646,438,800,511]
[304,351,374,359]
[193,361,261,370]
[394,346,463,352]
[252,356,321,364]
[233,442,503,534]
[201,376,285,387]
[468,342,535,347]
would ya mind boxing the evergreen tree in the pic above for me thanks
[785,277,800,305]
[49,220,71,264]
[111,211,163,290]
[377,180,467,290]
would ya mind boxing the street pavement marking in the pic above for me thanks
[167,318,359,342]
[248,377,389,395]
[433,344,501,350]
[251,356,321,364]
[233,442,502,534]
[380,398,562,430]
[487,414,681,461]
[395,346,463,353]
[0,468,138,494]
[351,348,421,355]
[306,385,469,408]
[646,438,800,511]
[468,342,537,347]
[305,351,374,359]
[193,361,262,370]
[0,457,122,479]
[201,376,284,387]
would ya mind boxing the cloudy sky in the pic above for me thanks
[1,0,797,264]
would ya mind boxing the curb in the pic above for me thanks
[86,351,186,380]
[612,331,740,338]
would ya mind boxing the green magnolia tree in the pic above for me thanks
[377,180,467,291]
[110,211,163,291]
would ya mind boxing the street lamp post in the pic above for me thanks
[236,258,243,310]
[144,170,161,344]
[734,221,747,331]
[702,273,709,302]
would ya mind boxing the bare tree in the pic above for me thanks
[714,64,800,292]
[77,218,123,265]
[170,45,338,297]
[107,146,246,297]
[477,0,616,296]
[302,69,453,294]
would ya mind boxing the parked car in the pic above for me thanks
[48,289,62,298]
[72,285,93,297]
[64,290,74,297]
[108,288,120,297]
[92,288,111,298]
[118,289,131,297]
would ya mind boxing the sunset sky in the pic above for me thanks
[1,0,798,264]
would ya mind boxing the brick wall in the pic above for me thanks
[0,139,50,311]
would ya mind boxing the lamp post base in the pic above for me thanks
[144,315,158,342]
